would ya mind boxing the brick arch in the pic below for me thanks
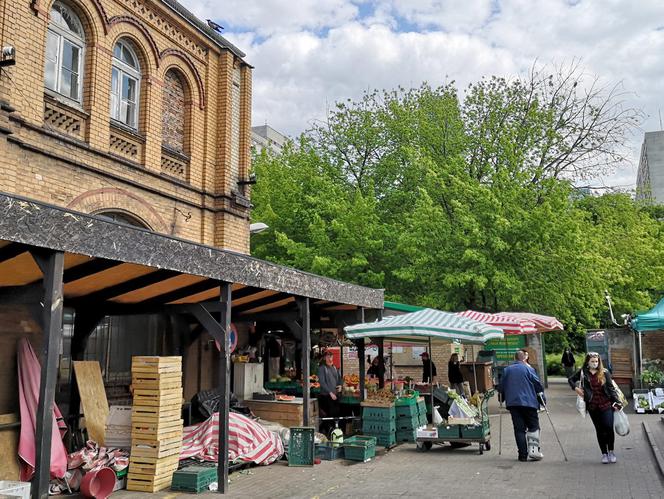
[160,49,206,110]
[107,17,160,73]
[42,0,106,41]
[67,188,168,233]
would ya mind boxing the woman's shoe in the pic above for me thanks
[608,451,617,463]
[601,454,609,464]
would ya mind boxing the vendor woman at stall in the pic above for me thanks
[318,350,342,433]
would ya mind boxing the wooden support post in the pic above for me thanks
[32,250,64,499]
[377,337,385,389]
[217,282,231,494]
[297,297,311,426]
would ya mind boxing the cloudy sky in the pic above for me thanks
[182,0,664,188]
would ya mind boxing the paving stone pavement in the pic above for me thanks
[117,379,664,499]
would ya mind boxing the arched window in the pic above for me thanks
[110,40,141,129]
[96,210,149,229]
[44,1,85,101]
[162,69,187,153]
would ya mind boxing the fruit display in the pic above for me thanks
[367,387,396,403]
[344,374,360,386]
[636,395,650,409]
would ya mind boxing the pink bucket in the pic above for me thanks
[80,467,116,499]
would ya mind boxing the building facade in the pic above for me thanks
[636,131,664,204]
[0,0,253,252]
[251,124,288,154]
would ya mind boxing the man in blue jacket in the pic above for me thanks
[498,350,545,461]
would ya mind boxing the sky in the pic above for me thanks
[181,0,664,189]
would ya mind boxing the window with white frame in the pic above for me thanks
[44,1,85,102]
[110,40,141,129]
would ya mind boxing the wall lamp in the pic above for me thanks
[249,222,269,234]
[1,46,16,67]
[237,173,257,186]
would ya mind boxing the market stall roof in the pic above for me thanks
[0,193,384,315]
[457,311,539,335]
[630,297,664,333]
[497,312,564,333]
[343,308,504,345]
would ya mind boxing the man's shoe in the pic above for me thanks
[608,451,617,463]
[601,454,609,464]
[518,456,528,462]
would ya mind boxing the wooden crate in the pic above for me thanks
[132,356,182,375]
[244,399,318,427]
[126,471,174,493]
[132,403,181,418]
[129,454,180,475]
[133,388,182,407]
[132,372,182,390]
[131,419,184,439]
[131,434,182,459]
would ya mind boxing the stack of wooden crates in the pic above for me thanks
[127,356,184,493]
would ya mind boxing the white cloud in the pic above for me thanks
[182,0,664,188]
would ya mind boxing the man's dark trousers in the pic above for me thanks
[508,406,540,458]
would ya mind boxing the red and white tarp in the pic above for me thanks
[180,412,283,465]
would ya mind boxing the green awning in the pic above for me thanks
[344,308,504,345]
[631,297,664,333]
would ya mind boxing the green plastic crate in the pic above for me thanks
[362,406,395,421]
[418,413,428,426]
[460,422,489,439]
[396,429,417,442]
[373,432,397,447]
[437,424,461,439]
[362,419,396,434]
[396,415,419,431]
[343,435,377,462]
[417,399,427,415]
[171,466,218,493]
[340,396,361,405]
[395,390,420,406]
[396,404,418,418]
[288,427,315,466]
[316,443,345,460]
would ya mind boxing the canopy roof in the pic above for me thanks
[496,312,564,333]
[0,193,383,318]
[344,308,504,345]
[631,297,664,333]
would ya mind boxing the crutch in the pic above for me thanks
[538,393,568,462]
[498,399,503,455]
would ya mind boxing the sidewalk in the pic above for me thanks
[117,380,664,498]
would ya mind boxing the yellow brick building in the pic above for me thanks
[0,0,253,252]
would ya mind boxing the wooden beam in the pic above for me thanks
[32,250,64,499]
[358,307,365,403]
[187,304,225,343]
[77,269,180,303]
[0,242,28,264]
[218,282,232,494]
[297,297,311,426]
[62,258,124,283]
[238,296,296,315]
[231,292,291,314]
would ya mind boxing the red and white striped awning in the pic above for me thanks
[456,311,538,335]
[456,311,563,335]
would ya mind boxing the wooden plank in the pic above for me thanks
[73,361,109,445]
[65,264,157,298]
[132,405,181,418]
[0,413,21,480]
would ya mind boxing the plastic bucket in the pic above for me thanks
[80,467,116,499]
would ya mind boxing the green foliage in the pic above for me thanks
[641,367,664,387]
[250,65,658,339]
[545,352,585,376]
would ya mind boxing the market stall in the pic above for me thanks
[344,308,504,452]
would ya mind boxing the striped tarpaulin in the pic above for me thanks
[344,308,504,344]
[456,311,539,335]
[498,312,564,333]
[180,412,284,465]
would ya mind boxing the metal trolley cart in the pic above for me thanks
[415,389,494,455]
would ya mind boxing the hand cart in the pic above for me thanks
[415,389,494,455]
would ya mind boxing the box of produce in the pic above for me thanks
[416,427,437,439]
[362,387,396,407]
[633,390,652,413]
[395,389,420,406]
[460,421,489,439]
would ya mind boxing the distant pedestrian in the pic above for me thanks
[498,350,545,462]
[561,348,576,378]
[568,352,622,464]
[448,353,465,396]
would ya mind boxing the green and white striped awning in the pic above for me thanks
[344,308,505,345]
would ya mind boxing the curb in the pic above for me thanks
[642,421,664,478]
